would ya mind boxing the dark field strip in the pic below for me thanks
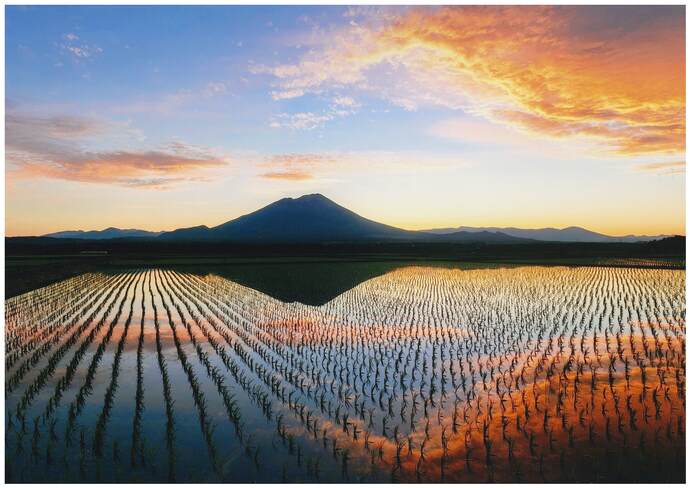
[5,266,686,483]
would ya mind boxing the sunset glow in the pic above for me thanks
[5,5,685,236]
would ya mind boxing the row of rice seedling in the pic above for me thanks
[6,272,95,351]
[6,273,116,380]
[63,273,141,445]
[184,264,684,482]
[5,265,684,482]
[92,272,143,458]
[130,271,148,468]
[159,270,348,480]
[6,273,105,332]
[7,273,137,415]
[6,273,126,379]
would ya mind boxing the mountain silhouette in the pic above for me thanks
[159,193,413,241]
[39,194,664,244]
[158,193,521,243]
[44,227,162,240]
[422,225,668,243]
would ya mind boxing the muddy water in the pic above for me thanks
[5,265,685,482]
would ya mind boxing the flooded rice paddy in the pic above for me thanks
[5,264,686,482]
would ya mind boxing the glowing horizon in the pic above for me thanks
[5,6,686,237]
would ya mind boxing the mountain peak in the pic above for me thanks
[267,193,340,211]
[162,193,418,242]
[296,193,328,201]
[277,193,332,204]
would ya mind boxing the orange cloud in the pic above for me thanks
[264,154,336,166]
[254,150,468,184]
[258,153,335,181]
[265,6,685,155]
[14,150,224,188]
[634,160,685,175]
[260,170,314,181]
[6,111,227,188]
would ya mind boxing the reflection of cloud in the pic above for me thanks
[634,161,685,175]
[261,6,684,155]
[7,111,227,188]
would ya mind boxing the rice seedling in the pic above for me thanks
[4,265,685,482]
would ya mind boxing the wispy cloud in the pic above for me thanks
[59,33,102,61]
[264,153,336,166]
[634,161,685,175]
[269,111,334,130]
[256,150,466,182]
[261,170,314,181]
[268,96,360,130]
[7,110,227,188]
[429,117,526,146]
[114,81,229,115]
[259,6,684,155]
[258,153,334,180]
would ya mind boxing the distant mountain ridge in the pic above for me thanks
[44,227,162,240]
[421,225,668,243]
[40,194,670,244]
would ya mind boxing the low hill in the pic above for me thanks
[44,227,162,240]
[422,225,667,243]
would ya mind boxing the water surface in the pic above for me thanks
[5,263,685,482]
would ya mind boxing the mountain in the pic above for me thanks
[44,227,162,240]
[422,225,668,243]
[158,194,531,243]
[45,195,661,245]
[160,194,431,242]
[436,230,534,244]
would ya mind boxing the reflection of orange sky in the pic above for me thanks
[6,267,684,482]
[192,265,683,481]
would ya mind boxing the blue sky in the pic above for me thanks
[5,5,685,236]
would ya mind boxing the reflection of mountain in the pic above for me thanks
[183,261,405,306]
[187,261,519,306]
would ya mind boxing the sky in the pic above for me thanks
[5,5,686,237]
